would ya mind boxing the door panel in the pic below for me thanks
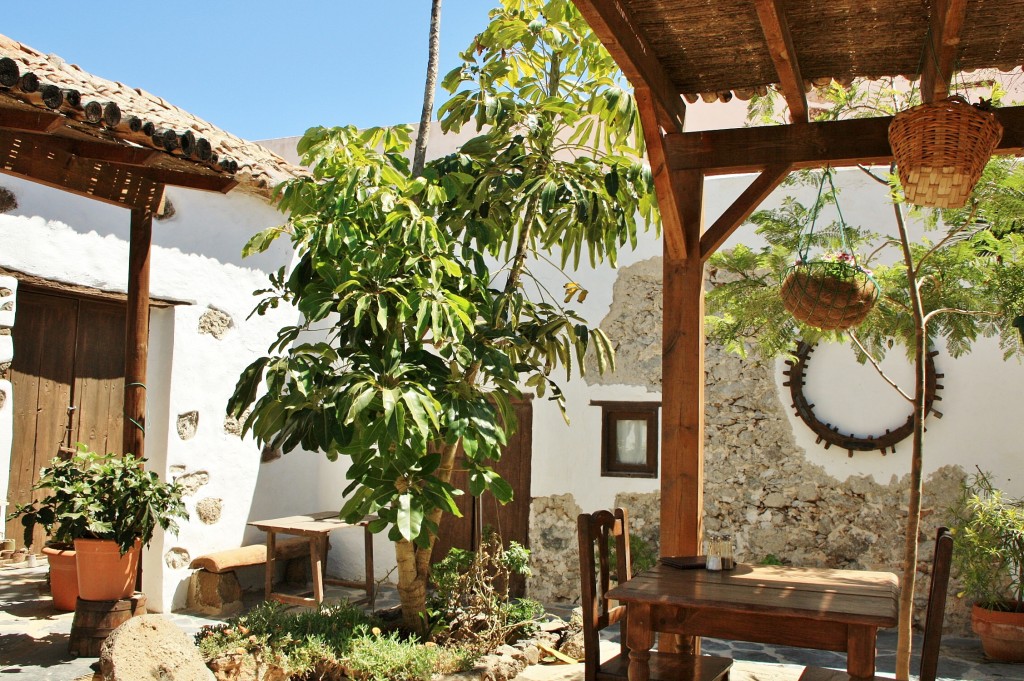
[6,288,126,550]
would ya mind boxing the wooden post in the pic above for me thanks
[660,169,705,558]
[123,193,159,459]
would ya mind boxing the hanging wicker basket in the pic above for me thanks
[888,96,1003,209]
[780,261,878,331]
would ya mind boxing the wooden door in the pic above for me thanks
[432,398,533,595]
[5,287,126,549]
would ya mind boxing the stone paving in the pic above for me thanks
[1,563,1020,680]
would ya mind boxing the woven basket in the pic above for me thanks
[888,96,1002,209]
[781,262,878,331]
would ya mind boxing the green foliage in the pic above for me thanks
[428,534,542,648]
[195,601,373,676]
[230,0,654,557]
[8,447,187,553]
[706,167,1024,363]
[949,470,1024,610]
[607,532,658,575]
[345,630,447,681]
[760,554,785,566]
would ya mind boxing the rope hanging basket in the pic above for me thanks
[781,260,879,331]
[888,96,1003,209]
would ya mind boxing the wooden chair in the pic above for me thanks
[799,526,954,681]
[577,508,733,681]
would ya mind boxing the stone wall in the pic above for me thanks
[526,256,972,633]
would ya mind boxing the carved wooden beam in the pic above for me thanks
[700,163,791,261]
[573,0,687,132]
[666,105,1024,174]
[0,107,65,133]
[920,0,968,103]
[753,0,808,123]
[11,129,161,167]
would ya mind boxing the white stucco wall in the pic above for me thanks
[0,175,296,612]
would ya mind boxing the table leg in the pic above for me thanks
[364,526,375,602]
[264,530,276,600]
[626,602,654,681]
[311,535,326,604]
[846,625,877,678]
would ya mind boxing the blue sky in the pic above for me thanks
[3,1,495,141]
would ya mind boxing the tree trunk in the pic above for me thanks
[412,0,442,177]
[893,198,926,681]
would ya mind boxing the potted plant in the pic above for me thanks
[949,469,1024,662]
[9,446,188,602]
[781,251,878,331]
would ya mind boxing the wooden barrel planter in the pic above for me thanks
[780,261,878,331]
[888,96,1003,209]
[68,592,147,657]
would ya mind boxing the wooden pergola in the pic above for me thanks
[571,0,1024,557]
[0,37,297,463]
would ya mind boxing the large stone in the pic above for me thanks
[187,570,242,616]
[99,614,214,681]
[198,307,234,340]
[177,411,199,440]
[196,498,223,524]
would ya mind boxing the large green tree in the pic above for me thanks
[710,79,1024,680]
[230,0,656,632]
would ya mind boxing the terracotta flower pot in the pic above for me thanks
[41,545,78,611]
[74,538,141,601]
[972,603,1024,663]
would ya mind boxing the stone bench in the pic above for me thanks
[187,538,310,615]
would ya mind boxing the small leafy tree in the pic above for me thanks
[711,79,1024,680]
[231,0,656,632]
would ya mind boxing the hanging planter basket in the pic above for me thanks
[888,96,1003,209]
[781,260,879,331]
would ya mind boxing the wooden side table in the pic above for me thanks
[248,512,376,607]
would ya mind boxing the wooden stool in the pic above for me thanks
[68,593,147,657]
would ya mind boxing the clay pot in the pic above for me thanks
[74,538,141,601]
[972,603,1024,663]
[41,545,78,611]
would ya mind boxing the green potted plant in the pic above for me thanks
[9,447,188,602]
[949,469,1024,662]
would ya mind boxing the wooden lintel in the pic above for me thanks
[11,129,161,167]
[753,0,808,123]
[573,0,686,132]
[700,163,791,261]
[665,105,1024,174]
[636,87,688,259]
[920,0,968,103]
[0,107,65,133]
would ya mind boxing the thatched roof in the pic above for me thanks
[576,0,1024,122]
[0,33,302,198]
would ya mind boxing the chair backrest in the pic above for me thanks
[578,508,632,680]
[919,526,953,681]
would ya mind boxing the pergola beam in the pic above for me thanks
[665,105,1024,174]
[636,87,689,259]
[753,0,808,123]
[9,129,162,167]
[0,108,65,133]
[572,0,687,132]
[920,0,968,103]
[700,163,792,261]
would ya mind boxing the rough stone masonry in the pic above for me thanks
[526,256,970,633]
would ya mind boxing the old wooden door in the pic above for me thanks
[432,398,533,595]
[5,286,126,549]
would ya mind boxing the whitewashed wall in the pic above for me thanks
[0,175,297,612]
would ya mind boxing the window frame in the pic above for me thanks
[592,400,660,478]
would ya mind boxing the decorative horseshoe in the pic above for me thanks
[782,341,943,456]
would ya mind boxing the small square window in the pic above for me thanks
[592,401,659,478]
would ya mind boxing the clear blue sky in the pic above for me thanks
[3,1,495,141]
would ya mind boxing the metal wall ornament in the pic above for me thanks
[782,342,944,457]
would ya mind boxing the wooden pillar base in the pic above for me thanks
[68,593,147,657]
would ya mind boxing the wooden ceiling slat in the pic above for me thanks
[753,0,808,123]
[572,0,687,132]
[0,108,65,133]
[920,0,968,103]
[664,105,1024,175]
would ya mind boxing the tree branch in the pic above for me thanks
[848,331,914,403]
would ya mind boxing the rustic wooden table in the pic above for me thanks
[606,562,899,680]
[248,511,375,607]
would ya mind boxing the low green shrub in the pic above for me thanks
[346,631,443,681]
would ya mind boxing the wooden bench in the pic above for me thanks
[187,537,310,615]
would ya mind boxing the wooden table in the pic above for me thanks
[606,563,899,680]
[248,512,375,607]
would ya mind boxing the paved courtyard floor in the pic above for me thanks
[1,563,1020,680]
